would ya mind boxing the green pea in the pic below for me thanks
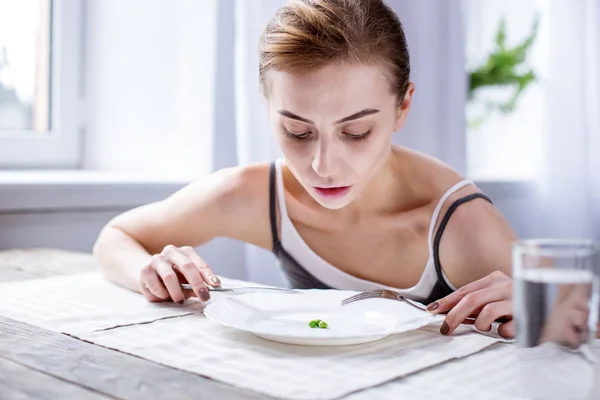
[309,320,319,328]
[315,319,321,324]
[319,321,328,329]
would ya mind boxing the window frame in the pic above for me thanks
[0,0,82,169]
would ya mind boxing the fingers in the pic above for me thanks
[563,309,589,348]
[497,319,515,339]
[440,281,512,335]
[140,273,168,302]
[427,270,509,314]
[140,267,170,301]
[473,300,513,332]
[153,253,186,304]
[180,246,221,287]
[139,245,216,305]
[140,285,163,302]
[571,308,589,328]
[164,246,210,301]
[540,304,590,347]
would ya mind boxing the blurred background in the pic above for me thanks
[0,0,598,286]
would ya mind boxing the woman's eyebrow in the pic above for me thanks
[277,108,380,125]
[334,109,380,124]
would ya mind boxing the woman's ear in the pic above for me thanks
[394,82,415,132]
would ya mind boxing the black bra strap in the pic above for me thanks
[432,193,493,292]
[269,162,282,254]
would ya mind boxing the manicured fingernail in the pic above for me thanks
[200,288,210,302]
[426,302,439,312]
[440,322,450,335]
[210,275,221,286]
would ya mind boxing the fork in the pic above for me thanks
[340,289,477,322]
[341,289,431,312]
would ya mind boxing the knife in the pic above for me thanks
[180,283,302,295]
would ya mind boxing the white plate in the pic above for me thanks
[204,290,435,346]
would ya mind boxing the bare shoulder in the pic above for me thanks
[394,146,464,196]
[437,185,517,288]
[170,162,271,218]
[392,146,517,287]
[109,162,274,254]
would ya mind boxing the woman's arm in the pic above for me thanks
[426,197,518,337]
[439,198,516,286]
[93,163,272,301]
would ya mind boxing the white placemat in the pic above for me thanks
[347,343,520,400]
[0,272,223,334]
[347,340,600,400]
[78,313,501,399]
[0,271,505,399]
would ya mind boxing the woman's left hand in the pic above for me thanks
[426,271,515,338]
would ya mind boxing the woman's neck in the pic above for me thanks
[346,150,410,217]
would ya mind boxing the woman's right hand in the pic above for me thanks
[139,245,221,304]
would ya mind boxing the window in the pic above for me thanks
[0,0,51,131]
[0,0,82,168]
[463,0,549,181]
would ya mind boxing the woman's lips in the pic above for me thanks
[312,185,352,199]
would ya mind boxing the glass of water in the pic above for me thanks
[513,239,599,400]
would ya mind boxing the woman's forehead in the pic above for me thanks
[267,62,395,116]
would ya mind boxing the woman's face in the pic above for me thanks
[267,62,413,210]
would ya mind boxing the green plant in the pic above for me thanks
[468,14,539,125]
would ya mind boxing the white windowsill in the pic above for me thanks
[0,170,191,212]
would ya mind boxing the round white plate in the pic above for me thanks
[204,290,435,346]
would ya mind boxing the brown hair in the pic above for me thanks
[258,0,410,102]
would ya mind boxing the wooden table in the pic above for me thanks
[7,249,596,399]
[0,249,271,400]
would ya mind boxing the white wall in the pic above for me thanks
[477,182,540,239]
[82,0,218,180]
[388,0,467,174]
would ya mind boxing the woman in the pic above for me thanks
[94,0,517,338]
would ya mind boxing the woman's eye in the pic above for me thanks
[343,130,372,141]
[283,127,311,140]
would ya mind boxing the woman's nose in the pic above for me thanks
[311,140,339,178]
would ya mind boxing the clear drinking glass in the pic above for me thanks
[513,239,599,400]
